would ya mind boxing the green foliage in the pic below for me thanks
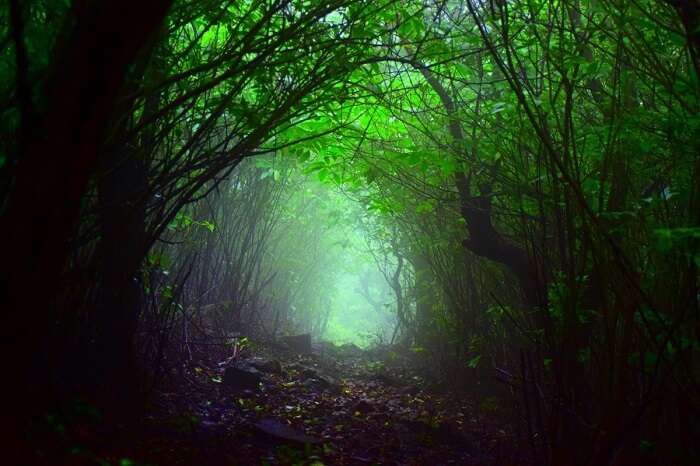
[168,212,216,233]
[5,0,700,462]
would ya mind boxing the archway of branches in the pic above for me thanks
[2,0,699,464]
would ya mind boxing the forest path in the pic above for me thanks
[128,341,514,465]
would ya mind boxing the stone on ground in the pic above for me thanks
[254,418,320,445]
[247,356,282,374]
[280,333,312,353]
[222,364,262,392]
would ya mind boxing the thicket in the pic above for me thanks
[1,0,698,464]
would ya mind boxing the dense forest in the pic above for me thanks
[1,0,699,464]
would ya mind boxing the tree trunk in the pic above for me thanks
[90,139,149,417]
[0,0,171,450]
[409,250,438,346]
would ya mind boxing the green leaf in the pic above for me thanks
[416,201,434,214]
[317,168,329,182]
[467,354,481,368]
[200,220,216,232]
[454,62,470,79]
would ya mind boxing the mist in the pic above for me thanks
[4,1,698,464]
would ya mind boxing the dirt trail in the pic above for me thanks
[123,342,516,465]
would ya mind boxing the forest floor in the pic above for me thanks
[55,340,523,466]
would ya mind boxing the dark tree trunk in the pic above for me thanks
[0,0,171,450]
[90,140,149,417]
[459,184,545,309]
[409,251,438,346]
[411,58,547,309]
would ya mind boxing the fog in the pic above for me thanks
[267,165,398,347]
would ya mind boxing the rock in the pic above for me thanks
[293,364,342,393]
[254,418,320,444]
[248,357,282,374]
[314,340,338,355]
[222,365,262,392]
[300,373,341,393]
[287,363,317,379]
[313,374,341,393]
[338,342,363,356]
[281,333,312,353]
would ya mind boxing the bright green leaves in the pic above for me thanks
[200,220,216,232]
[168,212,216,233]
[367,198,398,215]
[453,62,471,80]
[438,155,457,176]
[303,155,345,185]
[295,116,335,135]
[398,15,425,40]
